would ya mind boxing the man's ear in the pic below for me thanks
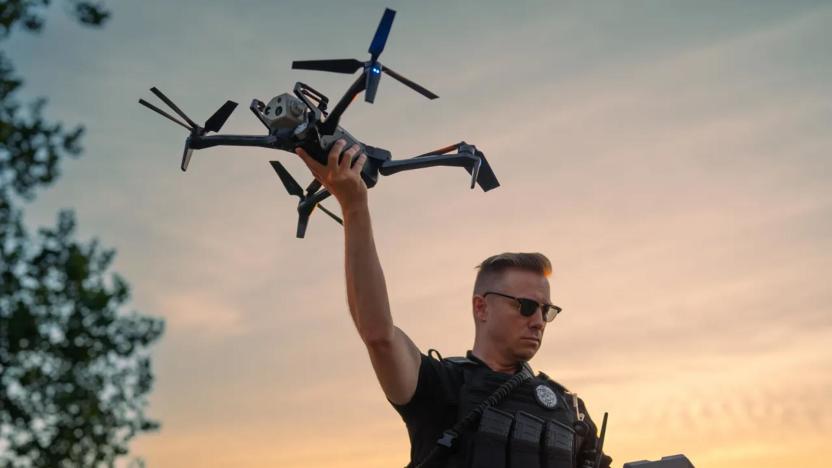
[472,295,487,322]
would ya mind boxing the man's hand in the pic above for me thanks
[295,139,369,211]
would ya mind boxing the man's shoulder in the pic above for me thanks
[422,350,478,389]
[425,349,480,371]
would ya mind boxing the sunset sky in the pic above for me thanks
[8,0,831,466]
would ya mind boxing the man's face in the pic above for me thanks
[476,269,551,362]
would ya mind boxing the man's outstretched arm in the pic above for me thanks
[295,140,421,405]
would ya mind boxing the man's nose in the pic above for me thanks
[528,307,546,329]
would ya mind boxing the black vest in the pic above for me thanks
[425,352,593,468]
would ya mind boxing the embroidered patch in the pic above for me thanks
[534,384,558,409]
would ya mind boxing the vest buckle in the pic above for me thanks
[437,429,459,448]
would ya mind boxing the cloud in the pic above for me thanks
[156,290,246,338]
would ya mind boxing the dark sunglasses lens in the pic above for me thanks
[518,299,538,317]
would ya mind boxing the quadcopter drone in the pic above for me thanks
[139,8,498,238]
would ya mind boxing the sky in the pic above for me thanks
[7,0,832,466]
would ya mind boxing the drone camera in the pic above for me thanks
[263,93,307,130]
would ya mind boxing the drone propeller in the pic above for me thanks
[368,8,395,62]
[149,87,198,129]
[139,87,238,171]
[291,8,437,103]
[137,98,191,131]
[381,65,439,100]
[316,204,342,223]
[204,101,238,133]
[271,160,305,198]
[270,161,343,237]
[292,59,364,74]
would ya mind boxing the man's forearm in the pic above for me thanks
[343,201,394,343]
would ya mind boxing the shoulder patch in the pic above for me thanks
[537,371,569,393]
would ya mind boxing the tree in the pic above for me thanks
[0,1,164,466]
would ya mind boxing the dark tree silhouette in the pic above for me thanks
[1,2,164,466]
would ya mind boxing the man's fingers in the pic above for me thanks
[328,139,346,168]
[341,144,360,170]
[352,153,368,174]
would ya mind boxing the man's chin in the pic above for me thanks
[515,344,540,361]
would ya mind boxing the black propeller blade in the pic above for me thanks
[204,101,238,133]
[138,99,192,130]
[292,59,364,74]
[270,161,305,198]
[140,87,239,171]
[369,8,396,61]
[150,87,198,129]
[270,161,343,237]
[383,65,438,100]
[317,204,343,225]
[141,88,238,134]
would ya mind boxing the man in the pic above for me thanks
[295,140,611,468]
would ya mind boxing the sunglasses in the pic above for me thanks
[483,291,562,322]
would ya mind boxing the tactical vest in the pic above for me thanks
[439,355,589,468]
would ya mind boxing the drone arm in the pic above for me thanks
[319,71,368,135]
[188,134,280,150]
[301,187,334,208]
[379,149,499,192]
[380,154,472,173]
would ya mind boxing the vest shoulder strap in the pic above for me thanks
[445,356,477,366]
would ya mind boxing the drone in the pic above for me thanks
[139,8,498,238]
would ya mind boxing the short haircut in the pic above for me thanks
[473,252,552,294]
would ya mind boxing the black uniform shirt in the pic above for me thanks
[390,351,521,465]
[389,350,611,468]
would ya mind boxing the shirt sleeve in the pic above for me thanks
[387,353,450,421]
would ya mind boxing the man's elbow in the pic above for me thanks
[359,325,395,348]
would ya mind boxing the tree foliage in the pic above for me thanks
[0,1,164,466]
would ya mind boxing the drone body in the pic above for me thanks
[139,8,498,237]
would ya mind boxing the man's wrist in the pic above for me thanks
[340,196,370,220]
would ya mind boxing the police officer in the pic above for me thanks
[295,141,612,468]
